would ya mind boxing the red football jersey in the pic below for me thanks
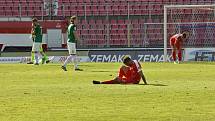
[119,60,142,84]
[170,34,183,48]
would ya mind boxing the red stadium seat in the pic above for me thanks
[85,5,91,15]
[34,11,42,16]
[146,18,153,23]
[98,6,106,15]
[92,6,99,15]
[28,11,34,16]
[13,11,19,16]
[64,11,71,16]
[85,0,91,3]
[119,5,127,15]
[112,5,120,15]
[21,11,28,16]
[119,25,127,29]
[89,19,96,25]
[111,25,118,30]
[111,20,117,25]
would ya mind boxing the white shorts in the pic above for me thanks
[32,42,41,52]
[67,42,76,55]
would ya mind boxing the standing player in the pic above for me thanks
[28,18,49,65]
[92,56,147,84]
[170,31,188,64]
[61,16,82,71]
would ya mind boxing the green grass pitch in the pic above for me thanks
[0,62,215,121]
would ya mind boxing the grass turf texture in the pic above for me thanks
[0,62,215,121]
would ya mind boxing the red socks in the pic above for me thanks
[101,80,115,84]
[178,50,182,61]
[172,50,182,61]
[172,51,176,61]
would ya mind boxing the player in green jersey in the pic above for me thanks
[61,16,82,71]
[28,18,49,65]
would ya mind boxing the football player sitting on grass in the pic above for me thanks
[93,56,147,85]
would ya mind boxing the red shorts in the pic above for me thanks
[170,38,181,50]
[119,72,141,84]
[120,78,140,84]
[118,66,141,84]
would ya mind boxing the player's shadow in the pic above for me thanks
[139,84,168,86]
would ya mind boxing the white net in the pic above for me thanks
[164,4,215,61]
[168,6,215,47]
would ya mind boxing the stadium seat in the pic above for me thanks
[111,25,118,30]
[34,11,42,16]
[111,20,117,25]
[89,19,96,25]
[146,19,153,23]
[98,6,106,15]
[1,0,213,47]
[57,10,63,16]
[92,6,99,15]
[21,11,28,16]
[119,25,127,29]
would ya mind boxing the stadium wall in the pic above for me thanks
[0,21,66,47]
[1,48,215,63]
[184,48,215,61]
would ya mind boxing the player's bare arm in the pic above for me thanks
[139,70,147,85]
[73,31,80,42]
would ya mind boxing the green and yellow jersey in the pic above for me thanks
[67,23,77,43]
[33,24,42,43]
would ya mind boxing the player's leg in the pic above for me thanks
[99,66,130,84]
[118,66,130,78]
[93,66,129,84]
[62,54,72,71]
[32,42,40,65]
[28,37,35,64]
[71,54,82,71]
[93,77,140,84]
[40,47,49,64]
[93,77,121,84]
[31,52,35,62]
[40,47,45,64]
[170,39,177,64]
[177,45,182,63]
[171,45,177,64]
[34,51,39,65]
[102,77,121,84]
[27,51,34,64]
[69,43,82,71]
[62,42,72,71]
[62,54,82,71]
[118,66,140,84]
[27,42,35,64]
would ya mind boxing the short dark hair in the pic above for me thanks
[70,16,77,23]
[32,18,38,22]
[182,33,186,38]
[182,31,189,39]
[123,56,132,64]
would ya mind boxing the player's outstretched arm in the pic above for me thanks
[139,71,147,85]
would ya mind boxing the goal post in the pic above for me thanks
[163,4,215,62]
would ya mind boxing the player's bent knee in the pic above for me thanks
[120,65,127,69]
[120,66,129,72]
[114,77,123,84]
